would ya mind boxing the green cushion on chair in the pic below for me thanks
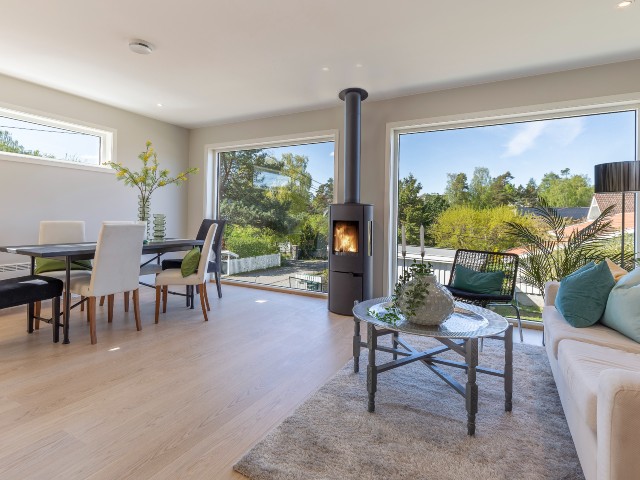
[452,265,504,295]
[181,248,200,277]
[34,258,92,275]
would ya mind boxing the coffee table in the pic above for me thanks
[352,297,512,436]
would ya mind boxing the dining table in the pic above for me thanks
[0,239,204,344]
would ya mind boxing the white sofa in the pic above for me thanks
[543,281,640,480]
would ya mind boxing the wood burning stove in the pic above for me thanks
[328,88,373,315]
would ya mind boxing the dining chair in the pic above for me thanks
[34,220,92,328]
[161,219,227,299]
[68,222,145,344]
[98,221,162,312]
[155,223,217,322]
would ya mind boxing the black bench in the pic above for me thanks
[0,275,64,342]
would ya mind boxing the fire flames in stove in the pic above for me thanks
[333,221,358,255]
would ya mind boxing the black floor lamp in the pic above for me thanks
[594,161,640,268]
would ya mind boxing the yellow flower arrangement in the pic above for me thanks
[106,141,198,228]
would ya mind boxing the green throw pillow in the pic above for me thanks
[601,268,640,342]
[451,265,504,295]
[181,248,200,277]
[555,261,615,328]
[561,261,595,280]
[34,258,92,275]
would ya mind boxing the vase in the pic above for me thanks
[137,196,151,242]
[153,214,166,241]
[396,275,455,325]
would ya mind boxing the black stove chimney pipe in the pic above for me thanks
[339,88,368,204]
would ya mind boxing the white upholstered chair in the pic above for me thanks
[98,221,162,312]
[35,220,91,327]
[154,223,217,322]
[69,222,145,344]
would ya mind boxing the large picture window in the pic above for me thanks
[216,140,335,292]
[0,107,111,166]
[394,108,638,321]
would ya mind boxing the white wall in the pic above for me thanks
[0,73,190,266]
[188,59,640,297]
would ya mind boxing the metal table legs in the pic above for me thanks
[353,319,514,436]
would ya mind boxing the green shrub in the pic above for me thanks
[225,225,279,258]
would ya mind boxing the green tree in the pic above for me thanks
[431,205,540,252]
[515,178,539,206]
[398,174,425,244]
[538,169,593,207]
[422,193,449,244]
[0,130,23,153]
[445,172,469,206]
[469,167,492,208]
[311,178,334,214]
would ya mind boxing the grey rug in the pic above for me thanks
[234,336,584,480]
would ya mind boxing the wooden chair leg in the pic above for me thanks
[88,297,97,345]
[34,301,41,329]
[99,296,105,306]
[199,285,209,322]
[155,286,161,324]
[107,294,114,323]
[132,289,141,331]
[162,286,168,313]
[203,282,210,311]
[124,291,130,313]
[81,296,85,312]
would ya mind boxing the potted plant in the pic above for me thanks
[370,262,454,326]
[106,141,198,240]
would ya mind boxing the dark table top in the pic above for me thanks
[0,239,204,259]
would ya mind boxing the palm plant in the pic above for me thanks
[504,197,619,296]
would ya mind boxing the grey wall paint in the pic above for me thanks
[188,59,640,297]
[0,73,189,265]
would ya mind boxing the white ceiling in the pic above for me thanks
[1,0,639,129]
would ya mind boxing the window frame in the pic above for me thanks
[384,98,640,296]
[202,130,339,292]
[0,104,115,171]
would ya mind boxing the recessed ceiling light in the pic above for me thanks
[157,103,163,107]
[618,0,632,7]
[321,67,330,71]
[128,39,154,55]
[355,63,363,68]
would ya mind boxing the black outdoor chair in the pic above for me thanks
[445,248,523,342]
[161,219,227,299]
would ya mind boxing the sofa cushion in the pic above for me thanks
[558,340,640,433]
[555,261,615,327]
[543,305,640,359]
[605,258,628,282]
[602,268,640,342]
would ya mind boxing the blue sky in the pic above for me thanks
[399,110,637,194]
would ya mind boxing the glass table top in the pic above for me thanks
[352,296,509,339]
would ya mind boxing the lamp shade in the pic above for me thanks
[594,161,640,193]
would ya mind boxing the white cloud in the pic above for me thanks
[329,151,334,157]
[502,117,585,158]
[550,117,585,146]
[502,122,547,157]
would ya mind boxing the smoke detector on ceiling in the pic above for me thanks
[128,40,154,55]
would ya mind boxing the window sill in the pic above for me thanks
[0,152,114,174]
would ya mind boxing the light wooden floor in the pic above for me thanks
[0,286,543,480]
[0,284,355,480]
